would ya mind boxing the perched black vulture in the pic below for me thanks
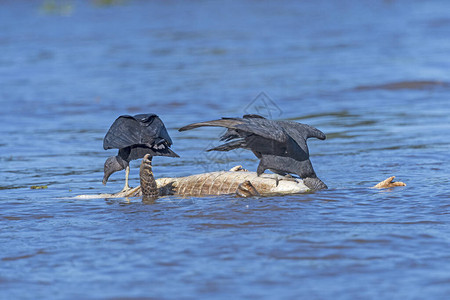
[179,114,327,190]
[103,114,179,191]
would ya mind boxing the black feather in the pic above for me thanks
[104,113,179,162]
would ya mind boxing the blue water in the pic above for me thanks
[1,1,449,299]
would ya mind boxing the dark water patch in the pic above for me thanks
[287,111,360,121]
[354,80,450,91]
[27,49,55,63]
[2,214,54,221]
[194,222,264,229]
[366,143,430,152]
[270,253,346,261]
[347,238,391,244]
[428,17,450,28]
[384,233,415,240]
[3,216,22,220]
[2,249,48,262]
[1,1,450,299]
[0,156,33,162]
[0,185,24,191]
[336,220,443,225]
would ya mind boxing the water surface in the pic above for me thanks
[1,1,449,299]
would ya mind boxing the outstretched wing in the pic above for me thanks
[220,114,266,142]
[206,139,246,152]
[179,117,288,143]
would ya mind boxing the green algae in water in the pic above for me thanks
[30,185,48,190]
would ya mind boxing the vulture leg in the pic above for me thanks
[122,165,131,192]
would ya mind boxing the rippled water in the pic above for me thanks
[1,1,449,299]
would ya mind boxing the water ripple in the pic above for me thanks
[1,1,449,299]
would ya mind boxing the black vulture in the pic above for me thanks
[103,113,179,191]
[179,114,327,190]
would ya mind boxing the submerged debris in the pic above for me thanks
[30,185,48,190]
